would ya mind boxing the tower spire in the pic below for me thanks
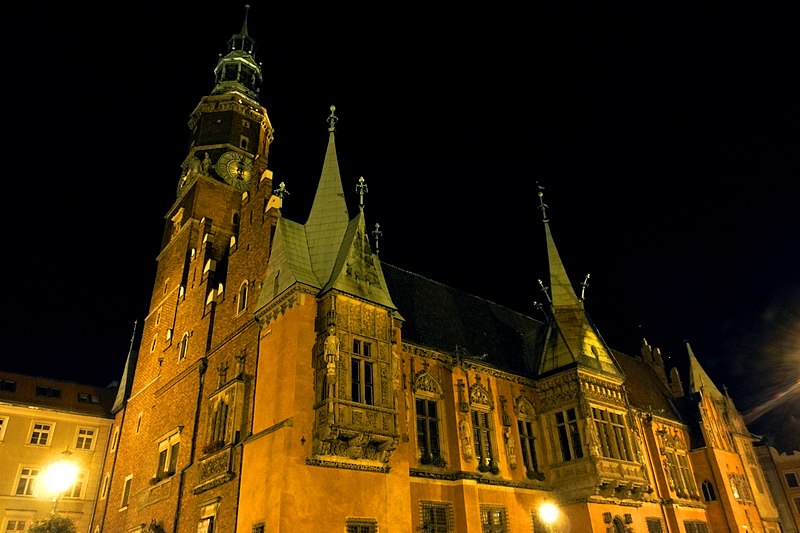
[211,4,262,101]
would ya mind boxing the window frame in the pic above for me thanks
[75,427,97,450]
[156,431,181,479]
[28,421,54,446]
[479,505,508,533]
[471,408,495,470]
[63,470,86,499]
[15,466,39,496]
[350,356,374,405]
[416,397,442,464]
[785,471,799,488]
[517,418,539,476]
[178,332,189,362]
[120,474,133,509]
[237,281,248,315]
[0,416,8,441]
[590,406,632,461]
[554,407,583,462]
[345,517,377,533]
[420,501,453,533]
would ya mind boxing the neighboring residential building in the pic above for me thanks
[756,445,800,531]
[91,6,789,533]
[0,372,115,533]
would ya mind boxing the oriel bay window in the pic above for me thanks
[555,407,583,461]
[590,406,632,461]
[351,339,374,405]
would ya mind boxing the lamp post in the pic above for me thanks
[538,501,559,532]
[43,448,78,514]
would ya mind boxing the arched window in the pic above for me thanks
[237,281,248,314]
[702,479,716,501]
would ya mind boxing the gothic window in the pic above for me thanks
[420,501,453,532]
[75,427,96,450]
[29,421,53,445]
[15,467,39,496]
[206,396,231,453]
[472,410,495,470]
[479,505,508,533]
[590,406,632,460]
[346,518,377,532]
[237,281,248,315]
[554,408,583,461]
[416,398,441,464]
[701,479,716,501]
[156,431,180,480]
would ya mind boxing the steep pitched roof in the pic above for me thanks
[381,262,545,375]
[537,193,623,378]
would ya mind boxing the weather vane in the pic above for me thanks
[327,105,338,132]
[536,182,548,222]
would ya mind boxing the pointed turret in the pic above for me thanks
[536,189,621,376]
[687,341,724,399]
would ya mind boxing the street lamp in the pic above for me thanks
[43,449,78,513]
[538,501,559,532]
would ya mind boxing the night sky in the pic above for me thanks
[9,3,798,451]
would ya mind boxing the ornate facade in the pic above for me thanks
[91,7,787,533]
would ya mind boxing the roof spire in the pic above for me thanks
[241,4,251,36]
[537,182,549,222]
[357,176,368,211]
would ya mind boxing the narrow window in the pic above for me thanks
[178,333,189,361]
[416,398,441,463]
[237,282,248,314]
[554,408,582,461]
[0,416,8,440]
[350,359,374,405]
[100,473,110,499]
[701,479,716,501]
[471,410,493,469]
[518,420,538,474]
[110,426,120,452]
[121,475,132,508]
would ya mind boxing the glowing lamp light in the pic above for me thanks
[43,459,79,495]
[539,501,559,525]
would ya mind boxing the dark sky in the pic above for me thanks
[9,2,798,450]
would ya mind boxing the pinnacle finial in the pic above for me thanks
[536,182,548,222]
[580,273,591,300]
[327,105,338,132]
[372,222,383,255]
[273,181,290,199]
[357,176,368,210]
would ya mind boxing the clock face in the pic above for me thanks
[215,151,253,190]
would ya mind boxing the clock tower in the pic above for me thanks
[177,4,273,194]
[92,7,281,533]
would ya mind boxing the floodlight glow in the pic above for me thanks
[43,460,79,494]
[539,501,559,524]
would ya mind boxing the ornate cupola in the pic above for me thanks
[211,4,262,101]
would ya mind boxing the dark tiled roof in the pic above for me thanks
[612,350,681,422]
[381,262,546,376]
